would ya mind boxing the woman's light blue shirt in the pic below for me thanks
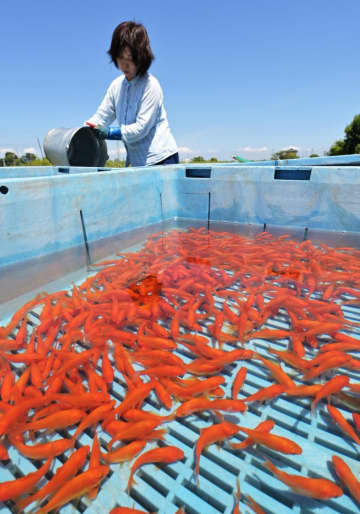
[87,73,177,166]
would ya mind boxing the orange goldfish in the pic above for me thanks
[195,422,240,482]
[232,367,247,400]
[0,457,52,501]
[231,419,274,450]
[253,355,295,389]
[327,404,360,445]
[101,440,147,464]
[245,494,266,514]
[234,426,302,454]
[128,446,184,491]
[244,384,285,404]
[311,375,350,413]
[37,465,109,514]
[23,408,85,432]
[264,460,343,499]
[17,445,90,510]
[72,401,115,442]
[332,455,360,505]
[10,434,73,459]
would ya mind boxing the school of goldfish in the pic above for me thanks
[0,226,360,513]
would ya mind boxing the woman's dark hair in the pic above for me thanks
[107,21,154,76]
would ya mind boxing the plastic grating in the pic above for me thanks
[1,260,360,513]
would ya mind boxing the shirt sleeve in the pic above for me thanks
[121,78,162,144]
[86,81,117,127]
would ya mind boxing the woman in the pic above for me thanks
[86,21,178,167]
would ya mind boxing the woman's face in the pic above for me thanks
[116,47,137,81]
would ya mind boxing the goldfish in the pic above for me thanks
[244,384,285,404]
[311,375,350,413]
[128,446,184,491]
[10,434,73,459]
[304,354,352,381]
[264,460,343,499]
[72,401,115,442]
[175,398,246,418]
[253,355,295,389]
[0,457,52,501]
[2,225,360,511]
[231,419,275,450]
[101,440,147,464]
[87,432,102,500]
[176,376,225,398]
[234,426,302,454]
[332,455,360,505]
[245,494,266,514]
[108,419,162,449]
[232,367,247,400]
[17,445,90,510]
[232,478,241,514]
[194,422,240,482]
[327,404,360,445]
[111,382,153,419]
[37,465,109,514]
[23,408,85,432]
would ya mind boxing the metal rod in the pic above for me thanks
[159,192,164,220]
[79,209,91,269]
[207,192,211,230]
[37,137,44,159]
[303,227,308,241]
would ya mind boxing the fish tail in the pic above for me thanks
[264,459,276,474]
[310,399,317,415]
[127,472,135,493]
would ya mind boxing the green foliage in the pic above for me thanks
[4,152,18,166]
[271,148,299,160]
[191,156,206,163]
[0,152,52,166]
[309,153,319,158]
[328,139,346,156]
[328,114,360,155]
[28,158,52,166]
[105,159,126,168]
[22,152,37,162]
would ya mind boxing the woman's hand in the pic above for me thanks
[85,122,122,140]
[85,122,109,139]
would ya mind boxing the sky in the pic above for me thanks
[1,0,359,162]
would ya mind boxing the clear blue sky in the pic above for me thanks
[1,0,359,161]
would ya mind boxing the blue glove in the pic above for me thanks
[86,123,122,140]
[96,126,123,140]
[107,127,122,140]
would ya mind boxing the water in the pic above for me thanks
[1,222,360,513]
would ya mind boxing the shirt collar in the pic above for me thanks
[125,74,141,86]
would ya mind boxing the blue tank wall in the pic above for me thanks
[1,164,360,267]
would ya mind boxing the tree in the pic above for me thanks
[309,153,319,158]
[209,157,218,162]
[4,152,18,166]
[328,114,360,155]
[271,148,299,160]
[191,156,206,163]
[21,152,37,162]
